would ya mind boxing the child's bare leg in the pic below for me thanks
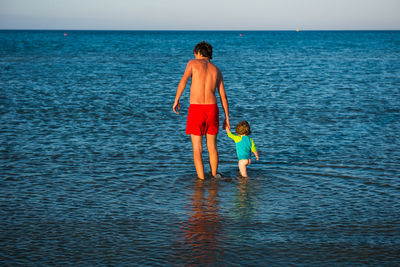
[206,134,218,177]
[238,159,250,177]
[191,134,205,179]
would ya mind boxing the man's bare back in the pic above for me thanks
[189,58,219,104]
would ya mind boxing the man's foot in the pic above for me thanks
[213,173,222,179]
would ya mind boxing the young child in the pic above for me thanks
[226,121,259,177]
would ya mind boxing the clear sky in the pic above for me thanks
[1,0,399,30]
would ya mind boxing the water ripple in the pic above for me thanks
[1,30,399,265]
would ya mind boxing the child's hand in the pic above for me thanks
[254,151,259,161]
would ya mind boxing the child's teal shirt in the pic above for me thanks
[227,132,257,160]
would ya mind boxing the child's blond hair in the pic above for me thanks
[236,121,251,135]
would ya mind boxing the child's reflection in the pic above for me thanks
[181,179,223,265]
[234,177,254,222]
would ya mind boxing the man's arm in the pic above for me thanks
[173,61,192,114]
[217,70,230,129]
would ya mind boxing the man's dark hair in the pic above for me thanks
[193,41,213,59]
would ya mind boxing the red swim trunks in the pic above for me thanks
[186,104,219,136]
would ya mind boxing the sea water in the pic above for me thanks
[1,30,399,265]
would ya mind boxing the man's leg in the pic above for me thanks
[191,134,205,179]
[206,134,218,177]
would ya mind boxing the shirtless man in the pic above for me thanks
[173,41,230,179]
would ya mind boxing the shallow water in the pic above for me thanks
[1,30,400,265]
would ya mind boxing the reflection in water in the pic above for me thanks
[234,178,255,222]
[180,179,224,265]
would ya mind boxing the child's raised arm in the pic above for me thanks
[226,128,242,143]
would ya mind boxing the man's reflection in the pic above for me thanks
[180,178,223,265]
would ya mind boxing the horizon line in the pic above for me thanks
[0,28,399,32]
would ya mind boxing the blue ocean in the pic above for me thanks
[1,30,399,266]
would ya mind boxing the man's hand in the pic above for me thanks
[223,118,230,130]
[173,100,180,114]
